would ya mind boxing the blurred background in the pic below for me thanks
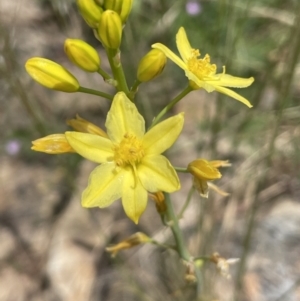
[1,0,300,300]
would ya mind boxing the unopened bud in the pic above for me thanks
[98,10,122,49]
[149,192,166,213]
[25,58,80,92]
[137,49,166,82]
[67,114,108,137]
[104,0,133,23]
[64,39,101,72]
[106,232,151,257]
[187,159,223,181]
[31,134,75,154]
[77,0,103,28]
[187,159,230,198]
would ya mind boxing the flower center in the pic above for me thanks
[113,133,145,167]
[187,49,217,79]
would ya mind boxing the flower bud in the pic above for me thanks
[67,114,108,137]
[104,0,133,23]
[25,58,80,92]
[97,10,122,49]
[31,134,75,154]
[106,232,151,257]
[149,192,166,213]
[137,49,167,82]
[187,159,222,181]
[187,159,230,198]
[77,0,103,28]
[64,39,100,72]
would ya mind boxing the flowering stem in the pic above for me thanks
[78,86,113,100]
[106,48,129,94]
[164,193,190,261]
[164,193,203,295]
[149,86,193,128]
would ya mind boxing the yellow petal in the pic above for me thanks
[82,163,124,208]
[65,132,114,163]
[176,27,193,63]
[152,43,187,71]
[122,170,148,224]
[214,86,253,108]
[188,159,222,181]
[106,92,145,143]
[208,74,254,88]
[138,155,180,193]
[143,113,184,155]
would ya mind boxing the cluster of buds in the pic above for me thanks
[25,0,167,93]
[77,0,133,49]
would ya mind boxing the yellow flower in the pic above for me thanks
[187,159,230,197]
[152,27,254,107]
[65,92,184,223]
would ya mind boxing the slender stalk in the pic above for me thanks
[164,193,190,261]
[97,68,112,81]
[164,193,203,297]
[178,186,195,219]
[149,86,193,129]
[130,79,141,93]
[106,48,129,94]
[128,79,141,101]
[78,86,113,100]
[174,166,189,173]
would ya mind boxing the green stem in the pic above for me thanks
[174,166,189,173]
[78,86,113,100]
[97,68,112,81]
[164,193,202,296]
[164,193,190,260]
[178,186,195,220]
[149,86,193,129]
[128,79,142,101]
[106,48,129,94]
[130,79,141,93]
[150,240,177,252]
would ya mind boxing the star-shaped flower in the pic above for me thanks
[64,92,184,223]
[152,27,254,107]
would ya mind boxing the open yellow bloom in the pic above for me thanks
[152,27,254,107]
[65,92,184,223]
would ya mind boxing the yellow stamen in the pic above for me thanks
[187,49,217,80]
[113,133,145,167]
